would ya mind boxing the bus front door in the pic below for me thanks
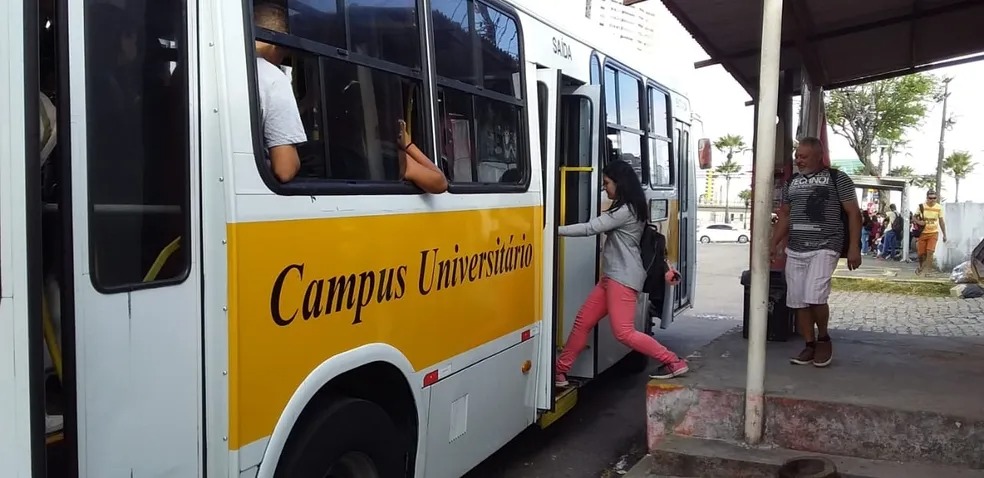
[556,85,602,381]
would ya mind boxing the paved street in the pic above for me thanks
[464,242,984,477]
[828,290,984,337]
[465,243,746,478]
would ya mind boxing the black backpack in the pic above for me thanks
[891,213,903,235]
[640,224,670,296]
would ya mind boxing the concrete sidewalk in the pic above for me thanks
[833,255,951,282]
[636,329,984,477]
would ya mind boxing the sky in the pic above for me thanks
[634,1,984,207]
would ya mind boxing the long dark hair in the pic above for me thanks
[603,160,647,223]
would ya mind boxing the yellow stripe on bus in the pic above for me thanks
[227,206,542,449]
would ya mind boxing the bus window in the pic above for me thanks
[647,86,672,186]
[432,0,528,187]
[649,138,671,186]
[604,67,617,125]
[84,0,190,290]
[649,87,669,138]
[604,65,646,183]
[475,3,520,98]
[616,71,640,130]
[252,0,429,186]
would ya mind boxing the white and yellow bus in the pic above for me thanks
[1,0,698,476]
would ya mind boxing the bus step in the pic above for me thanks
[537,385,578,429]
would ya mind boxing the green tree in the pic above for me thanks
[713,135,747,223]
[714,158,743,223]
[826,74,938,176]
[888,165,936,191]
[942,151,977,202]
[713,134,748,162]
[888,165,914,177]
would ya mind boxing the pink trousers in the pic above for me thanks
[556,277,679,374]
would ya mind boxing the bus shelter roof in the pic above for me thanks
[630,0,984,94]
[849,175,910,191]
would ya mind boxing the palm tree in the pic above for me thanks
[737,189,752,228]
[715,159,743,223]
[713,134,749,162]
[713,135,747,223]
[942,151,977,202]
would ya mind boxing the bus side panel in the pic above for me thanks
[226,206,541,451]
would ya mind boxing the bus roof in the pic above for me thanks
[502,0,692,100]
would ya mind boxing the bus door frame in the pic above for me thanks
[556,85,602,381]
[1,0,46,475]
[534,67,561,410]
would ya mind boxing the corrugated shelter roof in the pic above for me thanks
[627,0,984,94]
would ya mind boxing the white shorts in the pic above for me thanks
[784,248,840,309]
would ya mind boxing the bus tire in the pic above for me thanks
[275,396,406,478]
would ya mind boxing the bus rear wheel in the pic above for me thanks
[275,396,407,478]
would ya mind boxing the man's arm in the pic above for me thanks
[263,73,307,183]
[771,203,791,251]
[269,145,301,183]
[836,171,862,269]
[939,215,947,241]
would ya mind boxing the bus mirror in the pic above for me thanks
[698,138,712,170]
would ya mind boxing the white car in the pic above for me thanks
[698,224,750,244]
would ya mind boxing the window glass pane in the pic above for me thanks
[85,0,190,289]
[617,71,640,130]
[650,138,671,186]
[288,52,329,179]
[432,0,474,84]
[606,127,620,168]
[287,0,346,49]
[650,88,668,137]
[348,0,421,68]
[618,131,644,182]
[475,3,520,98]
[476,96,523,183]
[320,56,425,181]
[604,67,617,124]
[439,88,476,182]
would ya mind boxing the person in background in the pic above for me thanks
[879,204,901,260]
[554,160,689,386]
[871,215,883,256]
[860,210,872,255]
[771,137,861,369]
[254,3,304,183]
[914,190,947,274]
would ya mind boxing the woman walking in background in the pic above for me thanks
[554,160,688,387]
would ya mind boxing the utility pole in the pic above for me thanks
[935,77,953,193]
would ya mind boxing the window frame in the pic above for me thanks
[646,81,674,189]
[245,0,436,196]
[601,58,647,184]
[433,0,531,194]
[85,0,193,293]
[243,0,531,196]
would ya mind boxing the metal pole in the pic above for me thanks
[745,0,784,445]
[935,78,951,194]
[901,182,911,262]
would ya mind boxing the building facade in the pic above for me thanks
[585,0,657,53]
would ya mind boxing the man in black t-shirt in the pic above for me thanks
[771,137,862,368]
